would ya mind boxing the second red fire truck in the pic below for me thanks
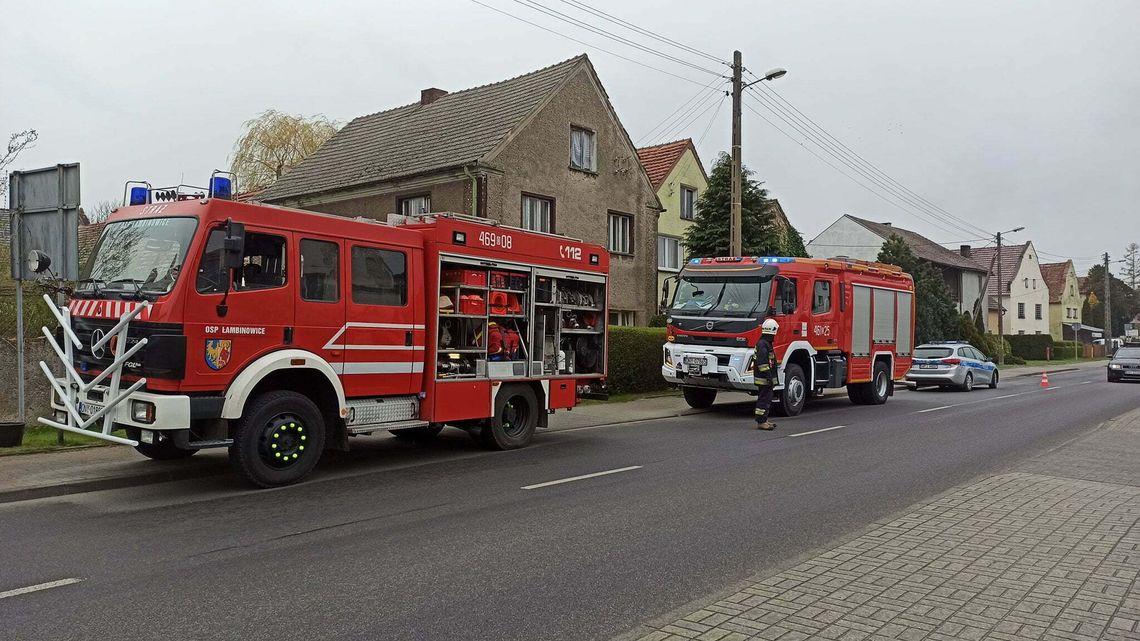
[662,256,915,415]
[38,178,609,487]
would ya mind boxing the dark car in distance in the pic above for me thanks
[1107,346,1140,382]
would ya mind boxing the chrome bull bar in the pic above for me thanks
[37,294,149,446]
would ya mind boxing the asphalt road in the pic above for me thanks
[1,365,1136,641]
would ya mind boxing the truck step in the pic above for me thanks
[347,419,430,435]
[345,396,420,426]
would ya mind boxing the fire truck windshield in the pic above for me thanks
[671,274,774,316]
[77,217,198,299]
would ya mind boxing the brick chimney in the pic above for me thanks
[960,244,972,257]
[420,88,448,105]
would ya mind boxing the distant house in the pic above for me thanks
[1039,261,1083,341]
[807,214,987,319]
[259,54,661,325]
[636,139,707,307]
[970,242,1050,335]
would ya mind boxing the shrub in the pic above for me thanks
[606,326,669,395]
[1003,334,1054,360]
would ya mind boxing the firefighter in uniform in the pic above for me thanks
[753,318,780,430]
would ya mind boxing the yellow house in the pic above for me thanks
[636,139,708,315]
[1040,260,1083,340]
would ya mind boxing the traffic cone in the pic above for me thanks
[1040,371,1049,388]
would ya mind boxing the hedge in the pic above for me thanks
[1003,334,1055,360]
[606,326,669,395]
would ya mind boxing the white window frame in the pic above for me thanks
[608,213,632,255]
[399,194,431,216]
[1018,302,1025,319]
[657,235,681,271]
[570,126,596,172]
[608,310,635,326]
[680,186,696,220]
[1035,303,1042,320]
[521,194,554,233]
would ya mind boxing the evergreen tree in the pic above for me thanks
[1122,243,1139,290]
[1083,264,1138,336]
[683,153,781,257]
[877,234,959,345]
[782,227,809,258]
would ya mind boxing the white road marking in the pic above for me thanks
[0,578,83,600]
[992,394,1020,400]
[1077,381,1092,385]
[789,425,846,438]
[916,405,953,413]
[522,466,642,490]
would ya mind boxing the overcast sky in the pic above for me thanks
[4,0,1137,274]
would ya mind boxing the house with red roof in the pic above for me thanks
[636,139,707,306]
[1039,260,1083,340]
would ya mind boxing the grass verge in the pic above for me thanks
[0,425,112,456]
[1021,357,1107,368]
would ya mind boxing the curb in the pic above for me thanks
[0,464,226,505]
[1015,366,1080,377]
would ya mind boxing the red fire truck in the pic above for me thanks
[662,256,914,415]
[38,178,609,486]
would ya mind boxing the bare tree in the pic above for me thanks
[229,111,338,194]
[85,199,119,224]
[1122,242,1139,290]
[0,129,39,203]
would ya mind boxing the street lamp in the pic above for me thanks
[995,226,1025,365]
[730,59,786,256]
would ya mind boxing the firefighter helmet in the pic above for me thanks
[761,318,779,335]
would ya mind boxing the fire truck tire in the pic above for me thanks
[229,391,326,488]
[392,424,444,443]
[134,438,198,461]
[773,364,807,417]
[847,361,890,405]
[481,385,538,450]
[681,386,717,409]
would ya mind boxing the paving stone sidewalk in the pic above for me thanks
[630,411,1140,641]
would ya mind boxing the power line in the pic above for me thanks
[696,94,726,147]
[468,0,712,87]
[745,71,992,238]
[558,0,728,66]
[512,0,724,78]
[743,91,976,239]
[662,91,724,145]
[746,85,990,239]
[636,79,725,145]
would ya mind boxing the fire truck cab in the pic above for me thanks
[40,179,609,487]
[662,256,914,415]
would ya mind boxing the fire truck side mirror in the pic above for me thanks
[660,279,672,311]
[223,222,246,269]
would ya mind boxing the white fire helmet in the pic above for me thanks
[761,318,780,335]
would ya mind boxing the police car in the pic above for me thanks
[906,341,999,391]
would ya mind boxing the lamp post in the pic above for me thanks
[995,226,1025,365]
[730,55,786,256]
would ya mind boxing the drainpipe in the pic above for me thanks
[463,165,478,216]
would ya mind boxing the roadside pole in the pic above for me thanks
[1104,252,1112,351]
[996,231,1004,365]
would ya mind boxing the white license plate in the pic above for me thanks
[684,356,706,366]
[78,401,105,417]
[918,364,939,369]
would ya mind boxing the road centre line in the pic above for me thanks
[916,405,953,413]
[521,466,642,490]
[0,578,83,600]
[788,425,846,438]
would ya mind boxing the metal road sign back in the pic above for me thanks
[8,163,81,280]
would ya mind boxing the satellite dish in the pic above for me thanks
[26,249,52,275]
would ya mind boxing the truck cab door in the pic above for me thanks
[295,236,345,374]
[810,277,839,349]
[341,242,424,398]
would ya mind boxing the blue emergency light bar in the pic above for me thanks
[129,186,149,206]
[209,175,232,200]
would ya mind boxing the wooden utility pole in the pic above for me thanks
[730,50,743,257]
[1104,252,1112,347]
[996,231,1005,365]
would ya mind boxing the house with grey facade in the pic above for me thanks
[807,214,988,321]
[259,54,661,324]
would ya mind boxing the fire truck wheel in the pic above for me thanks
[847,361,890,405]
[681,386,717,409]
[229,391,326,488]
[774,364,807,417]
[133,437,198,461]
[392,424,445,443]
[481,385,538,450]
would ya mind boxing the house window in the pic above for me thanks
[609,310,635,326]
[1023,278,1028,289]
[1035,303,1042,320]
[570,126,596,172]
[1033,278,1037,289]
[1018,330,1026,335]
[812,280,831,314]
[680,186,696,220]
[657,236,682,271]
[608,212,632,254]
[521,195,554,233]
[399,194,430,216]
[1018,302,1025,319]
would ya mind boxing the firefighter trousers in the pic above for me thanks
[754,383,774,423]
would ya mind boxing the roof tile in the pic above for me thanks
[1039,261,1072,304]
[845,215,988,272]
[636,139,693,189]
[969,243,1030,297]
